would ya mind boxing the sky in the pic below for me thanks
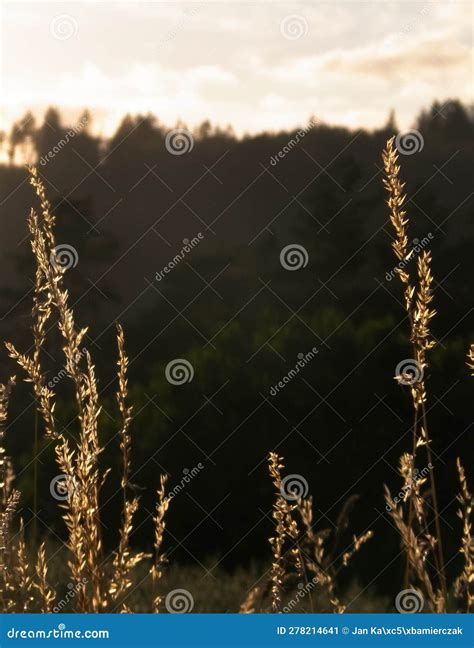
[0,0,472,136]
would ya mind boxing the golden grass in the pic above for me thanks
[239,454,373,613]
[382,136,473,612]
[454,458,474,612]
[0,152,472,613]
[3,169,170,612]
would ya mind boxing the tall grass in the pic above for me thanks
[382,136,472,613]
[3,168,168,612]
[0,145,472,613]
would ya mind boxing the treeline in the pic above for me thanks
[0,108,237,167]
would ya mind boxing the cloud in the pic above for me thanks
[323,32,471,81]
[1,1,472,135]
[260,29,470,84]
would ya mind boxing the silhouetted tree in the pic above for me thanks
[33,107,63,161]
[9,111,36,165]
[417,99,473,141]
[384,109,398,133]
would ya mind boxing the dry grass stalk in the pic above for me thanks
[259,453,371,613]
[384,454,444,612]
[239,584,265,614]
[116,324,133,497]
[296,494,372,613]
[383,137,446,600]
[6,168,170,613]
[295,496,342,612]
[450,346,474,612]
[382,138,414,311]
[14,170,105,611]
[151,474,170,612]
[453,458,474,612]
[109,498,148,610]
[0,488,21,612]
[14,520,35,612]
[0,378,21,612]
[34,543,56,612]
[268,453,302,612]
[468,344,474,375]
[109,325,148,610]
[454,345,474,610]
[54,436,88,611]
[0,378,17,510]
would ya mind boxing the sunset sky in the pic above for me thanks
[0,1,472,136]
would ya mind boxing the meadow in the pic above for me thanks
[0,138,472,614]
